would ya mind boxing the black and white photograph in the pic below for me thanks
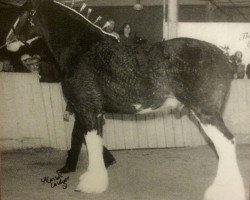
[0,0,249,199]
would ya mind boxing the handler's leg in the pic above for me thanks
[103,146,116,167]
[194,113,245,200]
[57,118,85,173]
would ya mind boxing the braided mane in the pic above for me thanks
[53,0,118,41]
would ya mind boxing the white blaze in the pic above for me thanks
[6,17,20,40]
[6,41,24,52]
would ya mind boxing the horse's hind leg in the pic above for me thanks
[193,111,245,200]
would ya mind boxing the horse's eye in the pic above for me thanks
[30,10,36,16]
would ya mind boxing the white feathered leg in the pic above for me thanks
[76,130,108,193]
[199,123,245,200]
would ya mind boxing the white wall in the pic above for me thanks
[164,22,250,65]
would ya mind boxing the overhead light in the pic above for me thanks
[133,0,143,11]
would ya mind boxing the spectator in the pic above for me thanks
[246,64,250,79]
[103,19,119,39]
[0,59,14,72]
[20,54,40,77]
[236,63,245,79]
[119,23,134,46]
[20,54,61,82]
[230,51,245,79]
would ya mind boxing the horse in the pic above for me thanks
[5,0,246,199]
[3,0,116,173]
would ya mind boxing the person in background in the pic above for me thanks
[20,54,40,77]
[0,59,14,72]
[236,62,245,79]
[119,23,134,46]
[103,18,119,39]
[20,53,61,82]
[20,53,71,121]
[230,51,245,79]
[246,64,250,79]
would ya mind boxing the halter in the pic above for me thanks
[0,17,20,49]
[2,0,119,51]
[2,9,40,50]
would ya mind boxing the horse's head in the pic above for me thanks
[6,0,41,52]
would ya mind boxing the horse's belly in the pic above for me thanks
[134,97,182,114]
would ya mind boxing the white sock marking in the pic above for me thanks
[76,130,108,193]
[199,123,246,200]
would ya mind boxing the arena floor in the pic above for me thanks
[2,144,250,200]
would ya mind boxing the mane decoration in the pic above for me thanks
[53,0,119,41]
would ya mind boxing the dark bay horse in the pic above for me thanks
[6,0,245,199]
[3,0,116,173]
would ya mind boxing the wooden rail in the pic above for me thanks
[0,73,249,150]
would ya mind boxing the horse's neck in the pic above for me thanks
[38,3,104,76]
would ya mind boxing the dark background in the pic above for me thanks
[1,3,250,44]
[0,1,249,72]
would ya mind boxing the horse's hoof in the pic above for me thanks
[76,170,108,193]
[204,181,246,200]
[57,165,76,174]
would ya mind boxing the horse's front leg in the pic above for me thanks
[75,114,108,193]
[57,116,116,174]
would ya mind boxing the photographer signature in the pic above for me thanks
[41,173,69,189]
[239,32,250,40]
